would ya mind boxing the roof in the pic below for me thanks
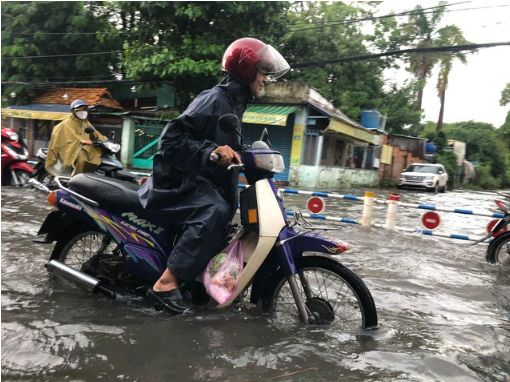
[2,103,71,120]
[7,104,70,113]
[32,88,123,110]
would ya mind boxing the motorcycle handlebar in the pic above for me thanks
[209,152,244,171]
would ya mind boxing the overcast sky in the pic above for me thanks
[375,0,510,127]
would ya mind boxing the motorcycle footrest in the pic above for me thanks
[32,236,53,244]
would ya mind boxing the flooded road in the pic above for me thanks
[2,186,509,381]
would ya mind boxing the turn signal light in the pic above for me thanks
[47,191,57,207]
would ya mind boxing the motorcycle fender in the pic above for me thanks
[224,179,286,306]
[36,210,81,243]
[289,232,353,255]
[8,161,34,173]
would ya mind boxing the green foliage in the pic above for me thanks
[421,120,509,188]
[1,1,121,105]
[501,83,510,106]
[399,2,472,132]
[116,1,291,105]
[474,164,498,190]
[437,150,457,185]
[379,177,397,188]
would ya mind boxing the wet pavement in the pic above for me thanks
[1,185,509,381]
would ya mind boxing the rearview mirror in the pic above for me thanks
[218,114,239,134]
[85,127,95,134]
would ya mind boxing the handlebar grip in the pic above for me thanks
[210,152,220,162]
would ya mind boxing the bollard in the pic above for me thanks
[361,191,376,226]
[385,193,400,230]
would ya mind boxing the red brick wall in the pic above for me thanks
[378,136,422,182]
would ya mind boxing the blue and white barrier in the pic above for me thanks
[269,186,500,243]
[374,199,504,219]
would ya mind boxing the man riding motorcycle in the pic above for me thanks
[45,100,107,176]
[138,37,290,314]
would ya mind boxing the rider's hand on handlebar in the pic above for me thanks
[212,145,241,166]
[80,139,93,146]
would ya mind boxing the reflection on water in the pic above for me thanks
[2,187,509,381]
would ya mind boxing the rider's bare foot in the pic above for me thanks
[152,268,179,292]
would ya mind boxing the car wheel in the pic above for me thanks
[427,183,439,193]
[440,184,447,193]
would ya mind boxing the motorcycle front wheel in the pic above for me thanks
[262,256,378,329]
[486,231,510,264]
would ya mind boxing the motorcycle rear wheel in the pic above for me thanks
[37,171,57,189]
[51,226,117,271]
[262,256,378,329]
[486,231,510,264]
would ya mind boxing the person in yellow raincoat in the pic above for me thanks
[45,99,107,176]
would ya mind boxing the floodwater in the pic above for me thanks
[1,185,509,381]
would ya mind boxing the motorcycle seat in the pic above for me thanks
[68,173,144,211]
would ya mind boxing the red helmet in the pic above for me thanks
[222,37,290,84]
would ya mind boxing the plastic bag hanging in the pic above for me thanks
[203,239,243,305]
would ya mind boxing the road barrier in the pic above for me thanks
[270,187,502,243]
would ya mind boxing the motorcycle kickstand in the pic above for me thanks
[287,275,314,324]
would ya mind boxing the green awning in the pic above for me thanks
[242,105,299,126]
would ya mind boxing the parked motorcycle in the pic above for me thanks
[34,114,378,328]
[473,192,510,264]
[31,127,138,188]
[1,127,34,186]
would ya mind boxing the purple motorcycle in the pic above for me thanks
[35,114,378,328]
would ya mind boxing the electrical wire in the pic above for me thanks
[3,41,509,86]
[291,42,510,69]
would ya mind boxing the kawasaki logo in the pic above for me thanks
[121,212,165,234]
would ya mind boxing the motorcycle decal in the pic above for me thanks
[120,212,165,235]
[322,237,353,253]
[61,195,157,248]
[123,246,161,273]
[321,244,348,254]
[58,197,82,211]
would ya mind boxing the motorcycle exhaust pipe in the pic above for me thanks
[27,178,51,194]
[46,260,116,299]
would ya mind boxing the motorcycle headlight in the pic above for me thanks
[254,153,285,173]
[102,141,121,153]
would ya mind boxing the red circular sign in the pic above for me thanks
[307,196,325,214]
[486,219,509,237]
[421,211,441,230]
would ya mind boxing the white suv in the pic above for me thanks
[397,163,448,192]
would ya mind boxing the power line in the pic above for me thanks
[1,79,162,86]
[3,42,509,87]
[291,42,510,69]
[1,50,122,60]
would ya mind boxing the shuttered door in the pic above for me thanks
[241,122,293,182]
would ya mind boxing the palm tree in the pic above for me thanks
[401,2,472,133]
[435,26,470,131]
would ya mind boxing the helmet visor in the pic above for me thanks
[256,45,290,81]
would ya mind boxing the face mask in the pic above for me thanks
[76,111,88,120]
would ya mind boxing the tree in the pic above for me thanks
[115,1,291,106]
[281,2,417,126]
[498,83,510,187]
[400,3,472,134]
[1,1,121,105]
[435,25,471,131]
[500,83,510,107]
[401,3,447,122]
